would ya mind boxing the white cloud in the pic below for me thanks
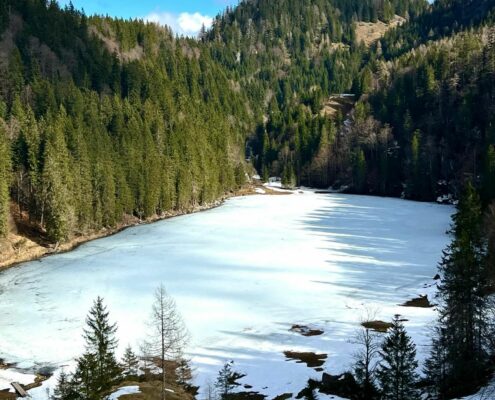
[178,12,213,35]
[144,11,213,37]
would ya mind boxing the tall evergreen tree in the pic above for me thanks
[376,315,419,400]
[121,345,139,377]
[215,361,242,400]
[40,112,75,242]
[71,297,121,399]
[0,120,11,237]
[52,370,76,400]
[425,182,490,398]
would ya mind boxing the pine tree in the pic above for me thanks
[71,353,98,400]
[234,163,246,188]
[425,182,490,398]
[176,357,194,390]
[71,297,121,399]
[406,130,421,198]
[353,149,367,193]
[487,203,495,286]
[215,361,241,400]
[262,165,269,183]
[281,163,296,189]
[0,120,11,237]
[40,112,75,242]
[483,145,495,201]
[121,345,139,377]
[376,315,419,400]
[52,370,75,400]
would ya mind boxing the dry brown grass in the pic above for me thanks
[111,360,196,400]
[111,380,194,400]
[0,391,15,400]
[355,15,406,47]
[234,184,293,197]
[283,351,327,368]
[320,96,355,118]
[290,324,324,337]
[401,295,432,308]
[361,320,393,333]
[272,394,292,400]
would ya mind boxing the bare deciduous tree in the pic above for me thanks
[202,379,215,400]
[351,308,382,399]
[143,284,189,400]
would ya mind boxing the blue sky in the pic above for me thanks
[57,0,240,35]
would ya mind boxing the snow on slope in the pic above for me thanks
[107,386,141,399]
[0,192,453,398]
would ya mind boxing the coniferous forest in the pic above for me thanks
[1,0,495,399]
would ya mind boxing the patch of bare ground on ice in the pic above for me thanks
[283,351,328,368]
[401,295,433,308]
[289,324,324,337]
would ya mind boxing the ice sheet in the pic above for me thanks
[0,192,453,398]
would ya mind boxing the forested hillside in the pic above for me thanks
[204,0,495,205]
[206,0,428,187]
[0,0,494,249]
[0,0,252,244]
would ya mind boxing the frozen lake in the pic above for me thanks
[0,192,453,398]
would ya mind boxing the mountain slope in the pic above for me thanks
[203,0,495,205]
[0,0,495,244]
[0,0,253,247]
[205,0,428,187]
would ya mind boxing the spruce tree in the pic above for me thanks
[376,315,419,400]
[215,361,240,400]
[52,370,76,400]
[425,182,489,398]
[122,345,139,377]
[71,297,121,399]
[0,121,11,237]
[176,357,194,391]
[353,149,367,193]
[40,112,75,242]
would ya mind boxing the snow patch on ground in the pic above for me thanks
[107,385,141,400]
[437,194,456,205]
[0,369,36,393]
[458,378,495,399]
[28,373,60,400]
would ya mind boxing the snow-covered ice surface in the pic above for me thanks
[107,386,141,399]
[458,378,495,400]
[0,192,453,398]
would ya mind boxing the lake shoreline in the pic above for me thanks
[0,183,290,272]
